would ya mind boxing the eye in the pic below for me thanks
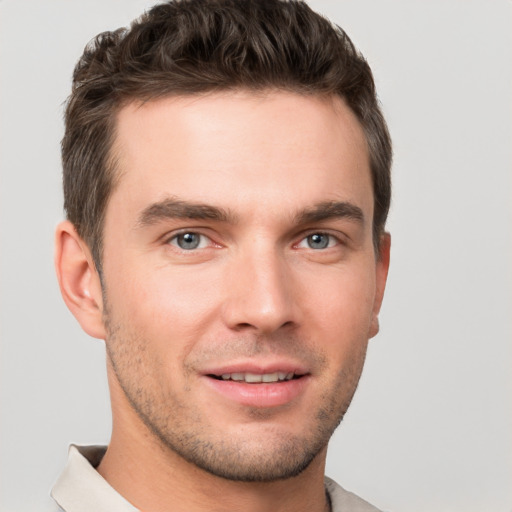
[168,232,209,250]
[297,233,338,250]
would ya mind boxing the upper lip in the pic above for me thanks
[201,360,309,377]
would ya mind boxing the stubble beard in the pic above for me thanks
[103,307,368,483]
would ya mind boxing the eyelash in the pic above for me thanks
[166,231,216,251]
[294,232,342,250]
[165,230,344,252]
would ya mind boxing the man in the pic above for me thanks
[53,0,392,510]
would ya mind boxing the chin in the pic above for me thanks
[163,429,329,482]
[148,404,346,482]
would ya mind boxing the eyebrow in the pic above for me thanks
[136,197,364,229]
[295,201,365,225]
[137,197,235,226]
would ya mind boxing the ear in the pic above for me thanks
[369,232,391,338]
[54,220,106,339]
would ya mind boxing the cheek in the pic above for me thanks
[302,264,376,348]
[105,261,224,349]
[311,255,375,297]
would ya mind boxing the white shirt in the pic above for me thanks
[50,445,383,512]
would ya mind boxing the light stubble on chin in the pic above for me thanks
[103,303,368,482]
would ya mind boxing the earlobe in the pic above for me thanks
[369,232,391,339]
[54,221,106,340]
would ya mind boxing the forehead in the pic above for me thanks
[109,90,372,222]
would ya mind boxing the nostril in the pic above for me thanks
[232,320,295,333]
[232,322,258,332]
[221,274,298,334]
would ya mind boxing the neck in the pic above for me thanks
[98,372,330,512]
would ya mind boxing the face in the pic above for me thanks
[100,91,389,481]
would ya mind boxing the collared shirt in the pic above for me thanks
[50,445,383,512]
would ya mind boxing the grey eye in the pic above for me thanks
[174,232,201,250]
[307,233,330,249]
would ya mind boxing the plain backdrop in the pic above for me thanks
[1,1,511,511]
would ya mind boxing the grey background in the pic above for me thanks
[1,1,511,511]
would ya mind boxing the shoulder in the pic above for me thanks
[325,477,386,512]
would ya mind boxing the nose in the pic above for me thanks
[221,246,299,335]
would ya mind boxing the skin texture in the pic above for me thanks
[55,91,390,512]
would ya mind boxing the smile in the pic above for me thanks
[210,372,299,383]
[203,368,310,408]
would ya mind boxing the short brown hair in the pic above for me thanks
[62,0,392,270]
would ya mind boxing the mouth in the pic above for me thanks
[207,371,303,383]
[203,367,310,407]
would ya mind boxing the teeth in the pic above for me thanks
[218,372,296,383]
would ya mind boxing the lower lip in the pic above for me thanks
[203,376,310,408]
